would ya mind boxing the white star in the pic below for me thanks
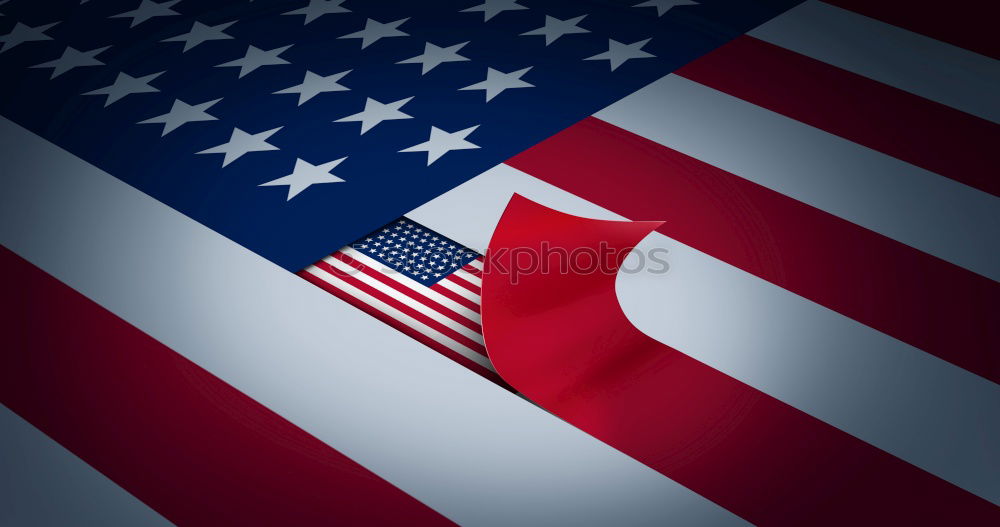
[461,0,527,21]
[161,21,235,52]
[520,14,588,45]
[400,125,480,165]
[82,71,162,106]
[283,0,350,24]
[30,45,109,78]
[460,66,532,101]
[338,17,408,49]
[274,69,350,105]
[110,0,181,28]
[396,41,469,75]
[138,98,220,136]
[216,45,291,78]
[335,96,413,134]
[260,157,346,200]
[0,22,58,54]
[633,0,698,17]
[585,38,654,71]
[197,127,281,167]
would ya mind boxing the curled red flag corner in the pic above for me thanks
[479,194,999,526]
[481,193,664,409]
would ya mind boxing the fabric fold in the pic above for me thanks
[481,195,998,526]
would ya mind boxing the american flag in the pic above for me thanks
[1,0,998,525]
[298,217,499,382]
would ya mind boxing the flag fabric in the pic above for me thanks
[0,0,797,271]
[1,0,998,525]
[475,195,996,524]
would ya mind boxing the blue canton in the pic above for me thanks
[0,0,802,271]
[352,217,478,286]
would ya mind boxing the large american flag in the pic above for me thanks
[0,0,997,525]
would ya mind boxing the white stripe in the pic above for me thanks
[304,265,490,368]
[319,256,484,345]
[468,259,484,271]
[750,0,1000,123]
[595,74,1000,281]
[0,406,174,527]
[0,117,744,527]
[341,247,482,324]
[452,268,482,287]
[437,277,482,302]
[408,163,1000,505]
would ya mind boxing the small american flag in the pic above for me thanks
[299,217,498,380]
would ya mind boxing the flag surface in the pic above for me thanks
[1,0,998,525]
[0,0,797,270]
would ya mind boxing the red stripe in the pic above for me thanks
[299,270,503,384]
[310,261,487,357]
[462,265,483,277]
[330,252,482,333]
[446,274,481,295]
[0,245,453,527]
[429,283,481,313]
[824,0,1000,60]
[508,117,1000,383]
[675,36,1000,196]
[482,195,1000,526]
